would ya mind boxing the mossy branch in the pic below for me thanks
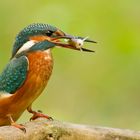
[0,119,140,140]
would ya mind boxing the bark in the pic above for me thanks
[0,119,140,140]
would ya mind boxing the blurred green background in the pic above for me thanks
[0,0,140,130]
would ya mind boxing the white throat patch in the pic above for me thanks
[16,40,36,55]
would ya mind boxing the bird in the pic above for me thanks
[0,23,96,131]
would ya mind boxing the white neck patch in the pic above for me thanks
[16,40,36,55]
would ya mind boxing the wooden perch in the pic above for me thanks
[0,119,140,140]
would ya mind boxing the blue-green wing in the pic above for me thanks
[0,56,28,94]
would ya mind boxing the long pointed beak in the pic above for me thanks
[50,32,97,52]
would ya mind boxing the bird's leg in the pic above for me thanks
[27,105,53,121]
[7,114,26,132]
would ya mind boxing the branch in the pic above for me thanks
[0,119,140,140]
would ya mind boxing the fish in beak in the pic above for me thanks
[49,30,97,52]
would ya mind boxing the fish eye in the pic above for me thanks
[78,43,82,46]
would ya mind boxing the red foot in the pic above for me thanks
[11,123,26,133]
[30,112,53,121]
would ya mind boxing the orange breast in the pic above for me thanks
[13,50,53,108]
[0,50,53,125]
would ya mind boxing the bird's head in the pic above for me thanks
[12,23,96,58]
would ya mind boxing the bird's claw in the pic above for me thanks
[11,123,26,133]
[30,112,53,121]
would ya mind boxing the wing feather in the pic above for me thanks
[0,56,28,94]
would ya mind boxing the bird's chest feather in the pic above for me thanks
[27,50,53,86]
[12,50,53,108]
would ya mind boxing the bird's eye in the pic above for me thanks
[45,30,53,36]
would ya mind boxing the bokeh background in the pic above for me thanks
[0,0,140,130]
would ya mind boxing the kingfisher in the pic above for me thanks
[0,23,96,131]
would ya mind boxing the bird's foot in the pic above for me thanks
[30,111,53,121]
[7,114,26,132]
[11,123,26,133]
